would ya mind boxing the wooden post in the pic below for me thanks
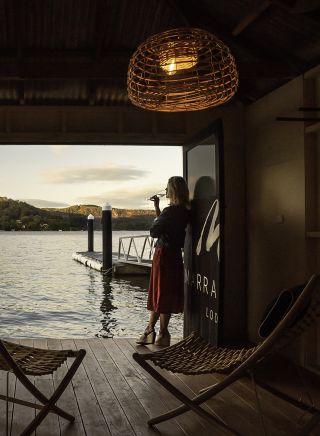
[87,214,94,252]
[102,203,112,274]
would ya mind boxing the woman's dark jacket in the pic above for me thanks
[150,205,190,249]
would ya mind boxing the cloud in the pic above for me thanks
[49,145,70,155]
[19,199,70,208]
[76,185,167,209]
[42,163,147,184]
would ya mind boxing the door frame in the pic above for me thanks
[183,118,225,344]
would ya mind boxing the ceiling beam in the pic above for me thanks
[272,0,320,25]
[0,48,132,60]
[13,0,26,104]
[13,0,25,60]
[232,0,272,36]
[0,59,128,80]
[238,61,294,79]
[94,0,111,60]
[289,0,320,14]
[0,59,294,80]
[165,0,189,25]
[174,0,304,74]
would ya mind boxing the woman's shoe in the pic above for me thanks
[155,332,171,347]
[136,330,156,345]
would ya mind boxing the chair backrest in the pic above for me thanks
[0,340,14,371]
[226,275,320,379]
[259,274,320,356]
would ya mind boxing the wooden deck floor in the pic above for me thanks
[1,338,320,436]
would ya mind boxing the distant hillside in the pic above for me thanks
[0,197,155,231]
[44,204,155,218]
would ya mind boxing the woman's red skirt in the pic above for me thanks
[147,245,184,314]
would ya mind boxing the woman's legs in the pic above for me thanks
[146,311,159,333]
[159,313,171,334]
[155,313,171,346]
[146,312,171,333]
[136,311,159,344]
[138,312,172,345]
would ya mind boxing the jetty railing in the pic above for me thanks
[118,235,155,264]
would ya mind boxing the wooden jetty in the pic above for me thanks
[72,251,152,275]
[73,233,154,275]
[1,337,320,435]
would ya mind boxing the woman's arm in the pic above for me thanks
[150,207,171,238]
[151,195,161,217]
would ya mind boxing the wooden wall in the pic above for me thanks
[0,107,187,145]
[245,68,320,371]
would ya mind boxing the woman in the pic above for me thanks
[137,176,190,346]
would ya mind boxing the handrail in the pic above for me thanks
[118,235,155,264]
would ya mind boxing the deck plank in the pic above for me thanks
[129,340,318,436]
[100,337,188,436]
[0,359,16,435]
[61,338,110,436]
[1,338,320,435]
[10,339,36,436]
[213,373,307,433]
[87,338,162,436]
[47,338,86,436]
[33,338,60,436]
[125,339,230,436]
[74,338,135,436]
[11,339,35,435]
[180,371,297,436]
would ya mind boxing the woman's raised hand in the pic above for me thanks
[150,195,160,207]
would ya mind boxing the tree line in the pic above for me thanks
[0,197,154,231]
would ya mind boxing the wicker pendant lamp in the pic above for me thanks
[127,28,238,112]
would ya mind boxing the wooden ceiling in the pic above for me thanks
[0,0,318,107]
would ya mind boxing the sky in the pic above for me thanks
[0,145,183,209]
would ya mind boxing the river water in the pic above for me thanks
[0,231,183,339]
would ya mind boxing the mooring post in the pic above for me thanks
[102,202,112,274]
[87,214,94,252]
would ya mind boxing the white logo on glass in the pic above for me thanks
[196,199,220,260]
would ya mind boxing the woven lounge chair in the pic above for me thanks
[0,340,86,435]
[133,274,320,435]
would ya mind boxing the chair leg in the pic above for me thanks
[6,372,9,436]
[133,352,242,435]
[148,404,189,425]
[18,350,85,436]
[14,369,75,422]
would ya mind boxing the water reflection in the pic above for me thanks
[99,275,150,338]
[100,276,117,337]
[87,269,100,293]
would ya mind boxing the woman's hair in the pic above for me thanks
[167,176,189,206]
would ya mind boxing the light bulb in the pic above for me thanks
[161,54,197,75]
[159,43,198,76]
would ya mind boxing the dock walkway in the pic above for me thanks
[1,338,319,435]
[73,234,154,275]
[72,251,152,274]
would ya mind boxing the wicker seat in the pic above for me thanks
[133,274,320,435]
[0,339,85,435]
[146,332,258,375]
